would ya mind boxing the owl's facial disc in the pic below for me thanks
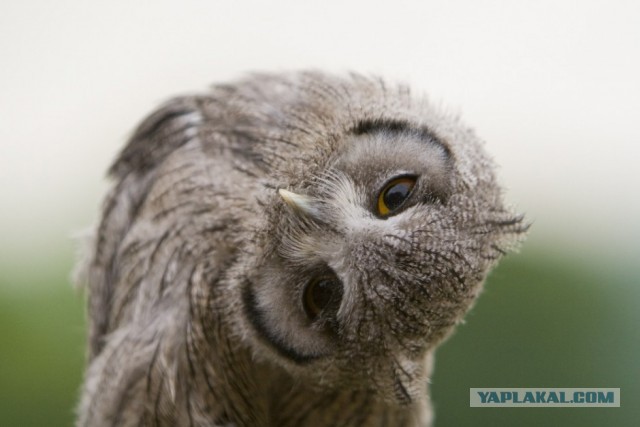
[249,127,452,362]
[242,119,523,406]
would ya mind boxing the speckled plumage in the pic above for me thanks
[76,71,526,426]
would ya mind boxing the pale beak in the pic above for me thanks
[278,189,320,218]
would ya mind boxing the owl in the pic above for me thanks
[76,71,526,426]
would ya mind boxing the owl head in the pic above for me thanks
[232,72,527,406]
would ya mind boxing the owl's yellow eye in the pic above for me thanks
[303,276,341,320]
[377,176,417,217]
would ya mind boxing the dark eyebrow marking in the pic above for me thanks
[351,118,451,158]
[352,118,415,135]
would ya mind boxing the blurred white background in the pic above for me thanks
[1,0,639,289]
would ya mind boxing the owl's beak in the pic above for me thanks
[278,189,320,218]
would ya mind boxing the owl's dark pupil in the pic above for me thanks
[384,182,412,211]
[311,279,334,311]
[304,276,340,320]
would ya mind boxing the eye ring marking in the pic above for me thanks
[377,175,418,217]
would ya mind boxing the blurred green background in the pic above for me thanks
[1,235,638,426]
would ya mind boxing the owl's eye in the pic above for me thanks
[303,275,342,320]
[377,175,417,217]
